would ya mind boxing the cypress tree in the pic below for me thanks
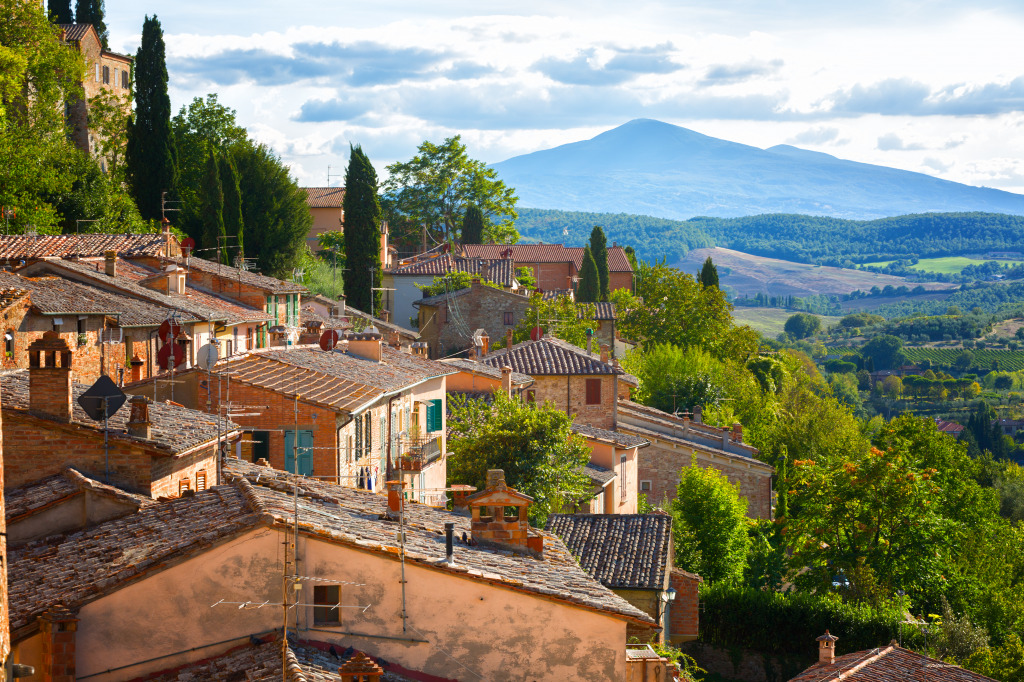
[589,225,609,301]
[577,246,600,303]
[700,256,719,289]
[48,0,73,24]
[198,149,225,258]
[126,15,176,221]
[74,0,107,48]
[342,144,382,313]
[219,151,244,262]
[461,204,484,245]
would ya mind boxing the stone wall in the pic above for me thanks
[528,374,618,430]
[419,281,531,358]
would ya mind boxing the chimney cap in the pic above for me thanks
[817,630,838,643]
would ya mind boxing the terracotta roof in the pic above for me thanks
[583,462,616,486]
[141,639,414,682]
[0,287,29,312]
[344,305,419,340]
[303,186,346,209]
[578,302,616,321]
[462,245,633,273]
[545,513,674,590]
[0,370,236,456]
[214,346,454,413]
[174,256,307,294]
[226,459,654,624]
[0,233,174,260]
[571,423,649,449]
[58,23,93,42]
[389,254,517,288]
[481,337,631,378]
[5,467,151,525]
[789,645,996,682]
[439,358,534,386]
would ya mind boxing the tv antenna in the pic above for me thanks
[327,164,343,186]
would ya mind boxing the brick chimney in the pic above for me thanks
[339,652,384,681]
[732,422,743,443]
[127,395,152,440]
[161,217,173,256]
[501,366,512,397]
[817,631,838,665]
[130,354,144,383]
[479,332,489,357]
[506,328,513,349]
[28,332,73,423]
[386,480,405,520]
[693,405,702,424]
[39,606,78,682]
[348,332,383,362]
[104,250,117,277]
[466,469,542,556]
[599,344,610,364]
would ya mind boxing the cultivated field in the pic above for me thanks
[679,247,956,298]
[732,307,842,337]
[862,256,1024,274]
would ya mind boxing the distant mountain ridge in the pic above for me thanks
[492,119,1024,220]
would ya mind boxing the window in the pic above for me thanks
[178,479,191,495]
[196,470,207,492]
[5,331,13,359]
[620,454,628,501]
[503,311,513,326]
[363,413,372,455]
[411,403,421,435]
[313,585,341,625]
[355,417,364,459]
[121,70,129,88]
[102,65,110,84]
[95,63,100,81]
[346,435,354,463]
[585,379,602,405]
[425,399,443,433]
[640,480,652,492]
[252,431,271,463]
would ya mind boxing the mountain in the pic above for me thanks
[491,119,1024,220]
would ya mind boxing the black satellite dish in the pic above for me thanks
[77,375,127,422]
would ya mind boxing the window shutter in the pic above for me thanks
[355,417,362,459]
[586,379,601,405]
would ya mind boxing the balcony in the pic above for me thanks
[398,436,441,471]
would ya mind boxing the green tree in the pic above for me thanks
[0,0,85,231]
[198,149,224,256]
[577,246,600,302]
[699,256,719,289]
[495,294,596,351]
[383,135,519,245]
[590,225,609,301]
[515,266,537,290]
[784,313,821,339]
[74,0,106,47]
[447,391,591,526]
[861,334,905,371]
[672,463,750,583]
[47,0,72,24]
[416,271,500,298]
[232,142,311,278]
[625,343,734,415]
[126,15,177,221]
[342,144,382,313]
[461,204,484,245]
[218,151,243,261]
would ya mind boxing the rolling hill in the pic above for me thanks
[493,119,1024,220]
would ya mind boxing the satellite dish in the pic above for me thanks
[181,237,195,252]
[530,326,543,341]
[157,339,186,369]
[319,329,340,351]
[158,319,182,345]
[78,375,127,421]
[197,343,219,371]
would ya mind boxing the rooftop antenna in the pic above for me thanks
[327,164,343,186]
[160,191,184,223]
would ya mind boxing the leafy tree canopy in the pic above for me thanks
[861,334,906,370]
[699,256,719,289]
[672,463,751,583]
[784,312,821,339]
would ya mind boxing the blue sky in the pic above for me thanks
[104,0,1024,195]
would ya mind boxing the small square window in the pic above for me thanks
[640,480,652,492]
[314,585,341,624]
[503,312,513,326]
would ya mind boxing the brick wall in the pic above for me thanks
[149,446,219,498]
[529,375,617,430]
[422,283,532,358]
[668,569,701,644]
[633,435,773,519]
[67,27,131,162]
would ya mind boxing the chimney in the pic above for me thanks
[501,366,512,397]
[480,261,489,281]
[104,250,117,277]
[161,217,173,256]
[479,333,489,357]
[28,332,73,423]
[127,395,152,440]
[130,354,144,383]
[39,606,78,682]
[467,469,541,556]
[693,405,702,424]
[450,484,476,513]
[817,631,838,665]
[386,480,405,519]
[732,422,743,443]
[506,328,514,349]
[411,341,428,357]
[599,344,610,364]
[444,521,455,563]
[347,332,383,362]
[339,652,384,682]
[380,309,391,323]
[468,347,476,361]
[586,328,594,354]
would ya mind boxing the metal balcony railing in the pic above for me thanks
[397,436,441,471]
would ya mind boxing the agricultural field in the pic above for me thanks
[862,256,1024,274]
[901,347,1024,371]
[731,307,842,337]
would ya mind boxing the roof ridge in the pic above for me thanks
[283,645,310,682]
[234,475,277,524]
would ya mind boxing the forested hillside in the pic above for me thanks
[514,209,1024,266]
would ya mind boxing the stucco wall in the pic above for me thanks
[7,491,138,546]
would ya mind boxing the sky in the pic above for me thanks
[104,0,1024,196]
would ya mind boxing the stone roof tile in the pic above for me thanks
[303,186,346,209]
[571,423,650,449]
[173,256,307,294]
[5,467,151,524]
[789,645,997,682]
[480,337,627,377]
[0,233,173,260]
[439,358,533,385]
[545,513,673,590]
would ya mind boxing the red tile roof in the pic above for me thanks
[0,233,175,260]
[481,337,632,378]
[57,23,93,42]
[789,645,996,682]
[173,255,307,294]
[303,187,346,208]
[462,244,633,272]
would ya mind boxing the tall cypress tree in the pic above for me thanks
[198,149,225,258]
[577,246,600,303]
[126,15,176,221]
[74,0,107,48]
[700,256,719,289]
[219,151,244,262]
[461,204,484,245]
[589,225,609,301]
[48,0,73,24]
[342,144,382,313]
